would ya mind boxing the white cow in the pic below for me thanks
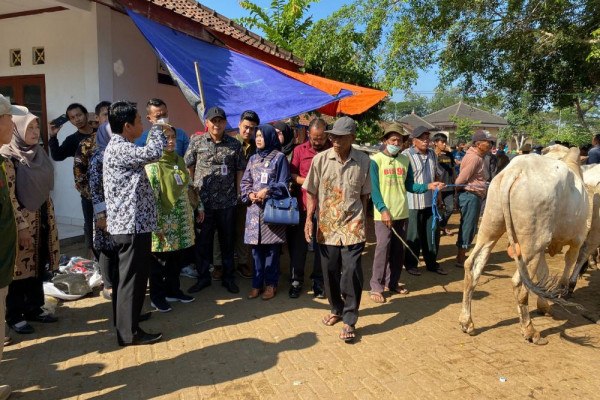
[459,148,588,344]
[542,146,600,294]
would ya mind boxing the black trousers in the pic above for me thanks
[6,277,44,324]
[149,250,186,303]
[319,242,365,327]
[7,204,49,324]
[194,206,236,284]
[98,249,118,290]
[287,211,323,286]
[81,196,98,258]
[112,232,151,344]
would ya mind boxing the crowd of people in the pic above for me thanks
[9,90,596,397]
[1,92,538,379]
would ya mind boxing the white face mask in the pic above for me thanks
[386,144,401,156]
[156,117,169,125]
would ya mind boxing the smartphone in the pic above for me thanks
[51,114,69,127]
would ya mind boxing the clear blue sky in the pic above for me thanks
[197,0,439,101]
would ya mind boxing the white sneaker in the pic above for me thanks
[0,385,11,400]
[180,265,199,278]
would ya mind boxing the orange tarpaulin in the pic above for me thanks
[270,65,388,116]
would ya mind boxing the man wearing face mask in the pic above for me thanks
[134,98,189,157]
[368,124,446,303]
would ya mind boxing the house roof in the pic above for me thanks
[121,0,304,68]
[423,100,507,126]
[397,112,435,130]
[297,113,335,127]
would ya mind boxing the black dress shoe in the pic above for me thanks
[138,312,152,322]
[222,280,240,294]
[27,313,58,323]
[312,284,326,299]
[9,321,35,334]
[188,279,211,293]
[289,285,301,299]
[118,329,162,347]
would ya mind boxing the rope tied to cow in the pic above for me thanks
[431,184,490,245]
[389,183,490,268]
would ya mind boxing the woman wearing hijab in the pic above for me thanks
[145,125,199,312]
[240,124,291,300]
[89,122,118,301]
[273,121,296,160]
[0,113,60,334]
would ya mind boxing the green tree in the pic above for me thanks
[381,93,429,121]
[330,0,600,129]
[237,0,384,144]
[237,0,320,51]
[450,116,481,143]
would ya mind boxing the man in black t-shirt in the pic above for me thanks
[433,134,456,235]
[49,103,96,259]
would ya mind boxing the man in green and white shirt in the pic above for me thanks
[369,124,445,303]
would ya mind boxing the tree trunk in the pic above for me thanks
[573,97,591,132]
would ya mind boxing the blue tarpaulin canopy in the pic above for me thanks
[127,10,352,128]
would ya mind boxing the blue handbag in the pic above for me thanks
[264,184,300,226]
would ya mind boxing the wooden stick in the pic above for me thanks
[194,61,206,107]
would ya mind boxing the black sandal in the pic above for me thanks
[339,325,356,343]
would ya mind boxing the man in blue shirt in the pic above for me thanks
[586,134,600,164]
[134,98,189,157]
[452,141,466,175]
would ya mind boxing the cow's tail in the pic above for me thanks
[501,169,583,310]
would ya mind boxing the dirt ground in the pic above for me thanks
[3,214,600,399]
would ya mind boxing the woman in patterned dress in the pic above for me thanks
[0,113,60,334]
[240,124,290,300]
[145,125,199,312]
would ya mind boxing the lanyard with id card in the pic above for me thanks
[173,165,184,185]
[260,172,268,184]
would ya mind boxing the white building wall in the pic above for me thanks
[0,6,101,227]
[0,4,204,227]
[109,11,203,134]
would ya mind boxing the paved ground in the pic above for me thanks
[3,214,600,399]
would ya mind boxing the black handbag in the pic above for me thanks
[264,184,300,226]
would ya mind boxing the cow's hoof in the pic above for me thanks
[526,333,548,345]
[459,321,475,335]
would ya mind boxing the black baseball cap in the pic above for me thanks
[411,126,432,139]
[205,106,226,121]
[472,130,496,143]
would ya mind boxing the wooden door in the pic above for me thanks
[0,75,48,151]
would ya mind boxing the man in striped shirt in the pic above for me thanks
[401,126,448,275]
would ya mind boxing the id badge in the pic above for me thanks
[221,164,228,176]
[260,172,268,184]
[173,173,184,185]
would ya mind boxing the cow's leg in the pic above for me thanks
[563,242,586,297]
[512,255,548,345]
[535,256,552,316]
[459,239,497,335]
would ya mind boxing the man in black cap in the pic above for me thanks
[303,116,371,343]
[454,130,494,267]
[401,126,448,275]
[185,106,247,294]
